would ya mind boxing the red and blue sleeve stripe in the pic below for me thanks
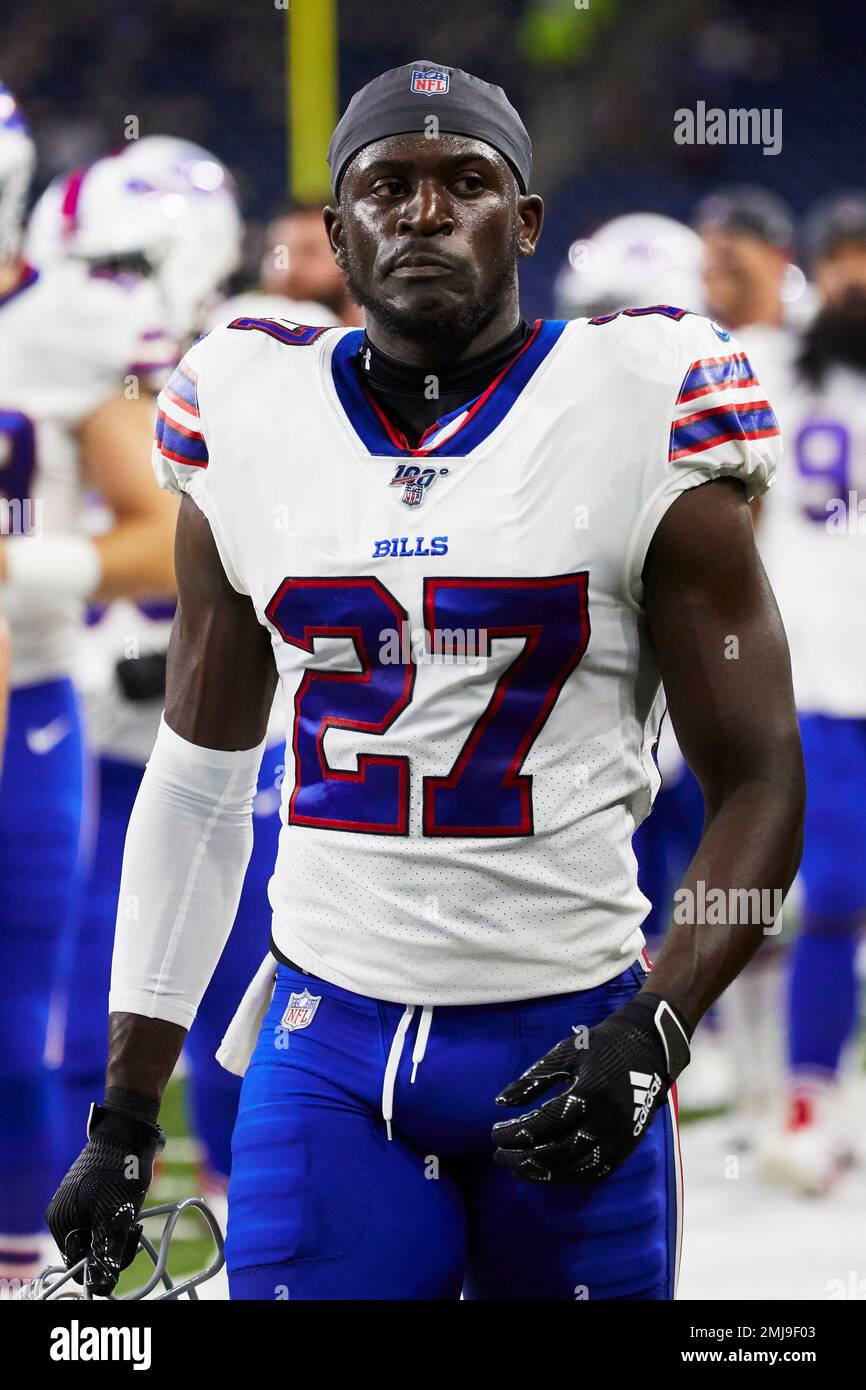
[676,352,759,404]
[669,400,779,461]
[162,360,200,416]
[155,407,209,468]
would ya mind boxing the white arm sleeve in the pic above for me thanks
[109,716,267,1029]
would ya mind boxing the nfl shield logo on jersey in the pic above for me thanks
[402,480,425,506]
[411,68,450,94]
[281,988,321,1032]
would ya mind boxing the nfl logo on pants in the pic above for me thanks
[281,988,321,1031]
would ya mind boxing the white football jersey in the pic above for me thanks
[154,309,779,1005]
[0,261,174,686]
[744,325,866,717]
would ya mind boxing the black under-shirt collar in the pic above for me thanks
[357,318,533,400]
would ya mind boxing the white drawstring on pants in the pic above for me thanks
[381,1004,434,1140]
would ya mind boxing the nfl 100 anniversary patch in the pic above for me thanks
[390,461,449,506]
[281,988,322,1031]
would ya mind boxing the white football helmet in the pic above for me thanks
[26,136,243,341]
[0,82,36,264]
[555,212,705,319]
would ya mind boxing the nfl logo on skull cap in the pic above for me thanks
[281,988,322,1032]
[411,68,450,95]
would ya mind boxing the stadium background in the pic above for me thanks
[4,0,866,313]
[2,0,864,1301]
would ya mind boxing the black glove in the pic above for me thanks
[492,992,691,1184]
[45,1088,165,1295]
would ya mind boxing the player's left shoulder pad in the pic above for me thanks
[586,303,700,386]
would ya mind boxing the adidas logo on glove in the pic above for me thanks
[630,1070,662,1136]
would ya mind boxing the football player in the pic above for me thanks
[695,185,800,334]
[693,191,806,1134]
[756,193,866,1193]
[38,138,337,1205]
[0,88,179,1281]
[48,61,804,1300]
[27,136,271,1200]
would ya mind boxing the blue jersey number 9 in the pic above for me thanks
[794,419,850,523]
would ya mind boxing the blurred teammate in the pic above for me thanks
[693,188,810,1132]
[47,61,803,1301]
[555,211,704,325]
[40,139,337,1200]
[205,203,345,330]
[695,185,797,334]
[0,88,178,1281]
[260,204,363,324]
[757,193,866,1193]
[28,136,270,1196]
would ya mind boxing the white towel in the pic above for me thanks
[215,953,278,1077]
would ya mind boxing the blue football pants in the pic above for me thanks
[788,715,866,1076]
[226,960,682,1301]
[0,678,84,1254]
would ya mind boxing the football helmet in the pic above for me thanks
[0,82,36,263]
[26,135,243,341]
[555,212,705,320]
[23,1198,224,1301]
